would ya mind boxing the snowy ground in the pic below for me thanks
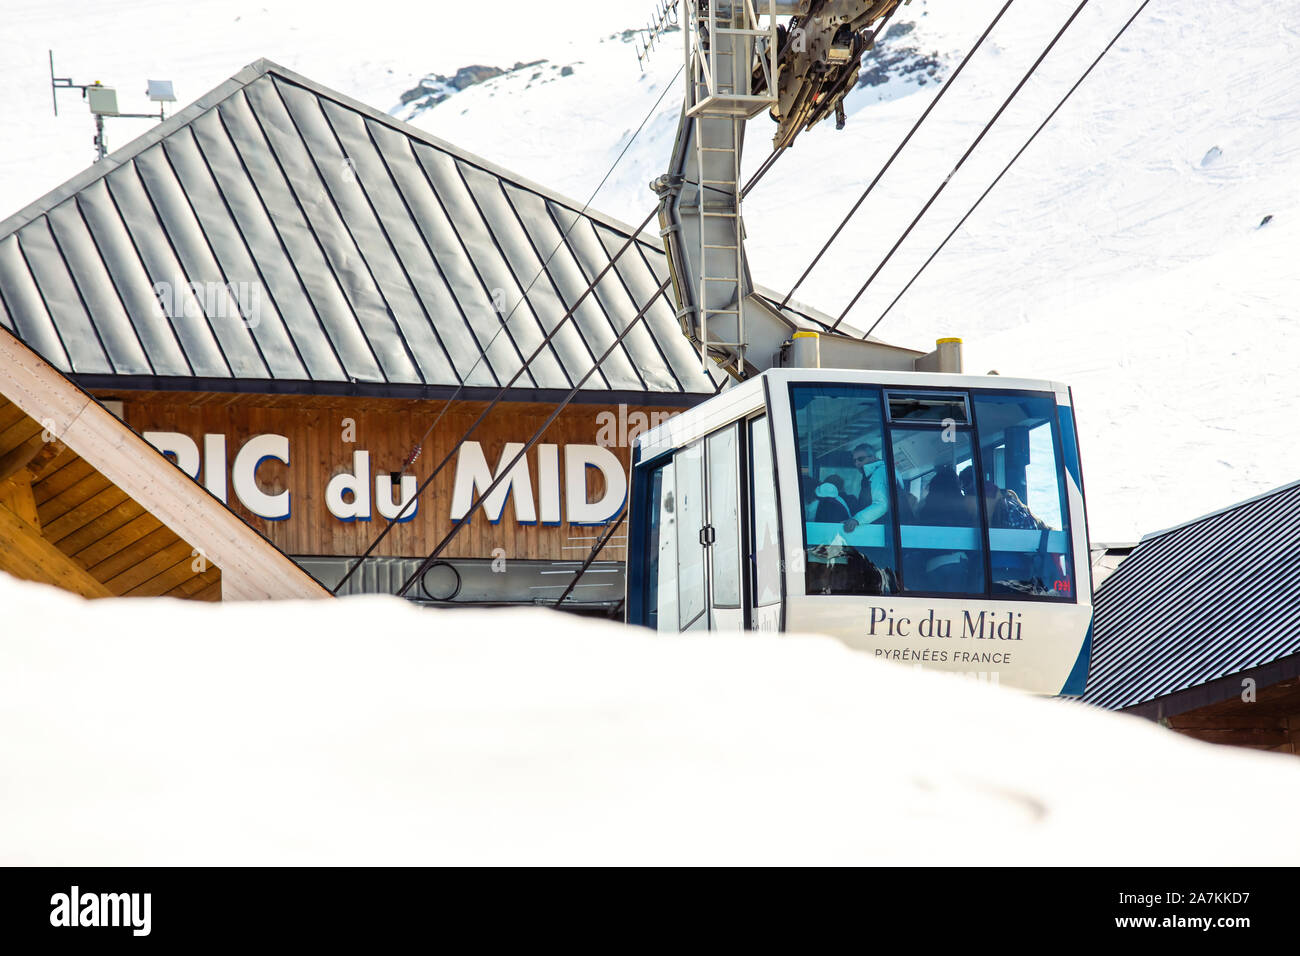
[2,572,1299,865]
[3,0,1298,541]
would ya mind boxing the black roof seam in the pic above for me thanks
[1095,495,1298,616]
[1094,590,1299,705]
[155,139,274,379]
[448,158,573,390]
[0,63,667,259]
[66,373,715,407]
[1086,487,1300,707]
[364,119,499,390]
[25,215,115,373]
[308,88,442,384]
[406,143,537,389]
[241,81,389,383]
[1,239,72,371]
[210,96,350,382]
[108,161,235,379]
[409,143,527,386]
[68,193,158,377]
[1137,480,1300,543]
[353,114,465,386]
[1098,549,1300,671]
[0,273,17,336]
[495,180,613,391]
[546,197,659,391]
[624,233,702,383]
[266,72,667,251]
[97,174,197,377]
[180,124,312,380]
[267,76,420,384]
[542,200,674,393]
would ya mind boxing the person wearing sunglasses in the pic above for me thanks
[842,443,889,532]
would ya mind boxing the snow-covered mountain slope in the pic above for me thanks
[2,0,1297,541]
[0,0,646,218]
[4,572,1300,865]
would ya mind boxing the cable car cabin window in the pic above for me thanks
[886,391,971,426]
[675,441,707,629]
[789,384,1076,604]
[749,416,782,606]
[790,385,901,596]
[707,425,742,608]
[973,393,1075,599]
[888,428,986,595]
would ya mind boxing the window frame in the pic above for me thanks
[627,449,676,628]
[972,390,1078,602]
[747,412,784,611]
[787,382,1078,605]
[884,389,973,427]
[884,421,991,600]
[706,423,743,611]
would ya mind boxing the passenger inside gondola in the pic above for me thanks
[907,464,980,593]
[842,442,889,530]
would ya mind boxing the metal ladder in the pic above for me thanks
[684,1,777,371]
[693,113,745,369]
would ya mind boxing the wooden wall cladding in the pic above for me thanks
[117,394,684,561]
[1165,678,1300,755]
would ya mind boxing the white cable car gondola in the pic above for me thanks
[624,3,1093,695]
[626,368,1093,696]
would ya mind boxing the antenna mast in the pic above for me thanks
[49,51,176,162]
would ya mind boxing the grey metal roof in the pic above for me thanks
[0,60,724,401]
[1083,478,1300,711]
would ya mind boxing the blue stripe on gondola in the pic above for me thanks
[1057,405,1081,489]
[1060,618,1093,696]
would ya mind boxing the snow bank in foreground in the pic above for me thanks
[1,573,1297,865]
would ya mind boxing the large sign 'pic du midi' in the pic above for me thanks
[125,400,681,560]
[143,431,628,526]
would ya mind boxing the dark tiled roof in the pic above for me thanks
[1083,479,1300,711]
[0,60,723,400]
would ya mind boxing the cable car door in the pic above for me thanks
[705,424,743,630]
[663,424,744,632]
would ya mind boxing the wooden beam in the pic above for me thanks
[0,476,41,530]
[0,328,328,601]
[24,437,66,479]
[28,444,78,483]
[0,499,112,599]
[0,433,45,482]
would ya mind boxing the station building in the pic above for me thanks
[1084,480,1300,755]
[0,60,922,610]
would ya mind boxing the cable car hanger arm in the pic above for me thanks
[651,1,961,380]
